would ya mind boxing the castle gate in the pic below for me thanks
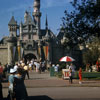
[24,53,37,62]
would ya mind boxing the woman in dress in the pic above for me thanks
[14,68,28,100]
[79,67,82,84]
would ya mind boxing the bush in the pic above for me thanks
[83,37,100,66]
[75,71,100,79]
[83,47,100,65]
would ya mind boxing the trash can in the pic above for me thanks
[50,67,55,77]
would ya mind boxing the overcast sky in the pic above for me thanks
[0,0,73,39]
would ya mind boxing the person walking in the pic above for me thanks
[79,67,82,84]
[69,68,73,84]
[96,60,100,72]
[35,61,40,73]
[54,64,59,74]
[24,64,29,79]
[0,76,3,99]
[14,68,28,100]
[8,68,16,100]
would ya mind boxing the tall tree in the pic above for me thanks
[61,0,100,46]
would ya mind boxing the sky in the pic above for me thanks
[0,0,73,39]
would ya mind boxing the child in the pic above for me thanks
[79,67,82,84]
[8,68,16,100]
[69,68,73,84]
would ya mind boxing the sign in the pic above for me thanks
[62,69,70,79]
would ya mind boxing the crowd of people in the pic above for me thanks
[2,59,47,80]
[0,58,100,99]
[0,58,48,100]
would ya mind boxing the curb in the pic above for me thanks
[3,84,100,88]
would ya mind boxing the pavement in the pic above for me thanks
[2,70,100,100]
[2,70,100,88]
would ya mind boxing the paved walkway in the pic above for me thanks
[2,71,100,100]
[2,70,100,88]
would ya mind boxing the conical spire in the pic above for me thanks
[45,15,48,30]
[8,16,17,25]
[45,28,50,38]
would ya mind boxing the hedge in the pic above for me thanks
[55,71,100,79]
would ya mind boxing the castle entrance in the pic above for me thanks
[24,53,37,63]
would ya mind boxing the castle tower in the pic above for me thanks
[33,0,41,39]
[8,16,17,65]
[8,16,17,37]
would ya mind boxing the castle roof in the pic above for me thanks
[41,29,56,38]
[8,16,17,25]
[24,11,35,26]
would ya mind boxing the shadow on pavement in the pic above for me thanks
[28,95,53,100]
[3,95,54,100]
[3,97,100,100]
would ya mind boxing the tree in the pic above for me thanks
[83,37,100,65]
[60,0,100,46]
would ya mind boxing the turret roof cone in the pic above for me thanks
[8,16,17,25]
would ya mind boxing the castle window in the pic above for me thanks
[27,45,32,50]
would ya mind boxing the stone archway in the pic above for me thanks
[24,53,37,63]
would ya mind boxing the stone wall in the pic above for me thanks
[0,44,8,65]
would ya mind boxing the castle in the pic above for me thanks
[0,0,83,67]
[0,0,64,66]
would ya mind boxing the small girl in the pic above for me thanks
[79,67,82,84]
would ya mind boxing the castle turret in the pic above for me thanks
[8,16,17,37]
[33,0,41,39]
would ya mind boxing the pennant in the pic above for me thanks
[43,46,46,59]
[38,47,41,57]
[46,46,48,59]
[10,46,13,59]
[18,46,21,59]
[13,46,16,59]
[21,47,23,59]
[43,46,48,60]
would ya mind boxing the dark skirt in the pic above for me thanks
[14,77,28,100]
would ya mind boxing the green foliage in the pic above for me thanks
[83,50,92,64]
[61,0,100,46]
[83,37,100,65]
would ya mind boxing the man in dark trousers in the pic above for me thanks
[0,79,3,99]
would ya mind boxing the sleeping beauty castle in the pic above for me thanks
[0,0,82,67]
[0,0,64,66]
